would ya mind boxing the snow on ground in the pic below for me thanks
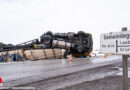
[116,68,130,78]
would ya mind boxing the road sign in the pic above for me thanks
[100,31,130,55]
[101,28,129,90]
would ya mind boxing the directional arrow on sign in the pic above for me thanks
[116,40,118,52]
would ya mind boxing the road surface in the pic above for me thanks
[0,55,129,90]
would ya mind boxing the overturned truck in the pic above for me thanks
[0,31,93,59]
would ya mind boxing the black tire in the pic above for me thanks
[46,31,53,36]
[77,31,85,36]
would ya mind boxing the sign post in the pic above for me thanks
[100,27,129,90]
[122,55,128,90]
[122,27,128,90]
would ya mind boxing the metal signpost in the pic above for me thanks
[100,27,129,90]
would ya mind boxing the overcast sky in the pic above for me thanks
[0,0,130,50]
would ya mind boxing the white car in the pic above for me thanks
[90,49,104,56]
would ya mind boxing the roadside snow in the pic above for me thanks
[116,68,130,78]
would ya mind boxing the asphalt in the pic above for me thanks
[59,60,130,90]
[0,55,122,90]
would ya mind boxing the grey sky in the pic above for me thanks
[0,0,130,50]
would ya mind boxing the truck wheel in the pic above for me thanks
[77,31,85,36]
